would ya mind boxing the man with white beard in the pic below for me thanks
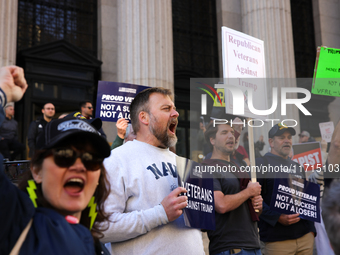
[102,87,205,255]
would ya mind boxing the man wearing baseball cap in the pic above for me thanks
[299,130,316,143]
[255,123,316,255]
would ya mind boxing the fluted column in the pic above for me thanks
[98,0,118,82]
[0,0,18,67]
[117,0,174,92]
[242,0,296,78]
[241,0,301,145]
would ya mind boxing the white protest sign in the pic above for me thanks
[221,27,267,185]
[319,121,334,143]
[221,26,267,119]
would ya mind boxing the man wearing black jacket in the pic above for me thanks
[256,124,316,255]
[0,104,25,160]
[27,103,55,157]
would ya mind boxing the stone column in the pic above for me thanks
[100,0,174,142]
[242,0,296,78]
[0,0,18,67]
[98,0,118,82]
[216,0,242,77]
[241,0,301,146]
[116,0,174,91]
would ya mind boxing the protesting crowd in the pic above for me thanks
[1,65,340,255]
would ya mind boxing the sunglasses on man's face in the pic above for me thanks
[87,107,93,109]
[52,148,103,171]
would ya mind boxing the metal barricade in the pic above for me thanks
[4,160,31,184]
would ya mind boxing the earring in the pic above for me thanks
[27,179,38,208]
[87,196,97,230]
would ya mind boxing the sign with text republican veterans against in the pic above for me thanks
[220,26,268,119]
[95,81,150,122]
[270,178,320,223]
[176,156,215,230]
[312,46,340,97]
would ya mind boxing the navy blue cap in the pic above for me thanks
[36,118,110,158]
[268,123,296,138]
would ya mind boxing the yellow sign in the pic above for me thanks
[213,88,225,107]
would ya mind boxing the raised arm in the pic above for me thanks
[0,66,28,103]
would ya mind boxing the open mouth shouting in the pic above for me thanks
[64,177,85,196]
[168,119,178,135]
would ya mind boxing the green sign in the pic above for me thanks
[312,46,340,97]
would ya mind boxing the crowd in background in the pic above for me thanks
[2,65,340,255]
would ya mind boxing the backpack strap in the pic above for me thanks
[10,218,33,255]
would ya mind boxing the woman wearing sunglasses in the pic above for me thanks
[1,117,112,255]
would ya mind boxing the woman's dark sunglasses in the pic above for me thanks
[52,148,103,171]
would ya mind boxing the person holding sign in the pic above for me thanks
[202,122,263,255]
[110,118,136,150]
[256,124,316,255]
[101,87,204,254]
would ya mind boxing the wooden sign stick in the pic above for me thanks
[247,118,256,182]
[247,118,259,212]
